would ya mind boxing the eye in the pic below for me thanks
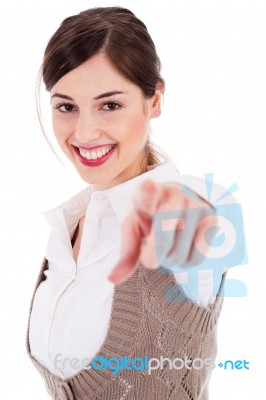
[102,101,121,111]
[53,102,76,113]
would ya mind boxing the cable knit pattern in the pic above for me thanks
[26,257,227,400]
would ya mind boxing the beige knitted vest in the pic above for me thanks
[26,257,227,400]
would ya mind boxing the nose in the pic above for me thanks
[74,110,102,144]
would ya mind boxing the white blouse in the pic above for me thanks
[29,161,226,379]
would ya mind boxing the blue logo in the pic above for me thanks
[217,359,250,370]
[153,173,248,302]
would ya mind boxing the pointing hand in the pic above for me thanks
[108,179,216,285]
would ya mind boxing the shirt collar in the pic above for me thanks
[43,160,180,235]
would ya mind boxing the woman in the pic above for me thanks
[26,6,228,399]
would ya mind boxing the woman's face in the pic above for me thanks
[50,52,162,190]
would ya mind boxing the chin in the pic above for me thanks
[77,171,111,187]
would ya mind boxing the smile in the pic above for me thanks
[79,144,115,160]
[73,144,118,167]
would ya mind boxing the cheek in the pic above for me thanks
[114,112,149,145]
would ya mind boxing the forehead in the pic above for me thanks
[51,53,138,98]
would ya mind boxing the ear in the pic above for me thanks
[150,82,164,119]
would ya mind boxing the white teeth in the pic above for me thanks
[79,145,114,160]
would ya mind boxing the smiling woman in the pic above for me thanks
[26,6,229,400]
[48,53,163,189]
[38,6,169,179]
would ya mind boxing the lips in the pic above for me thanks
[72,144,118,167]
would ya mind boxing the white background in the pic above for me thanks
[0,0,265,398]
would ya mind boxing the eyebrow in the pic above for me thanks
[50,91,125,102]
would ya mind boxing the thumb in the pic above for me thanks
[107,207,151,285]
[107,181,160,285]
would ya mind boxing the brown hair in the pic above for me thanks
[37,6,173,169]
